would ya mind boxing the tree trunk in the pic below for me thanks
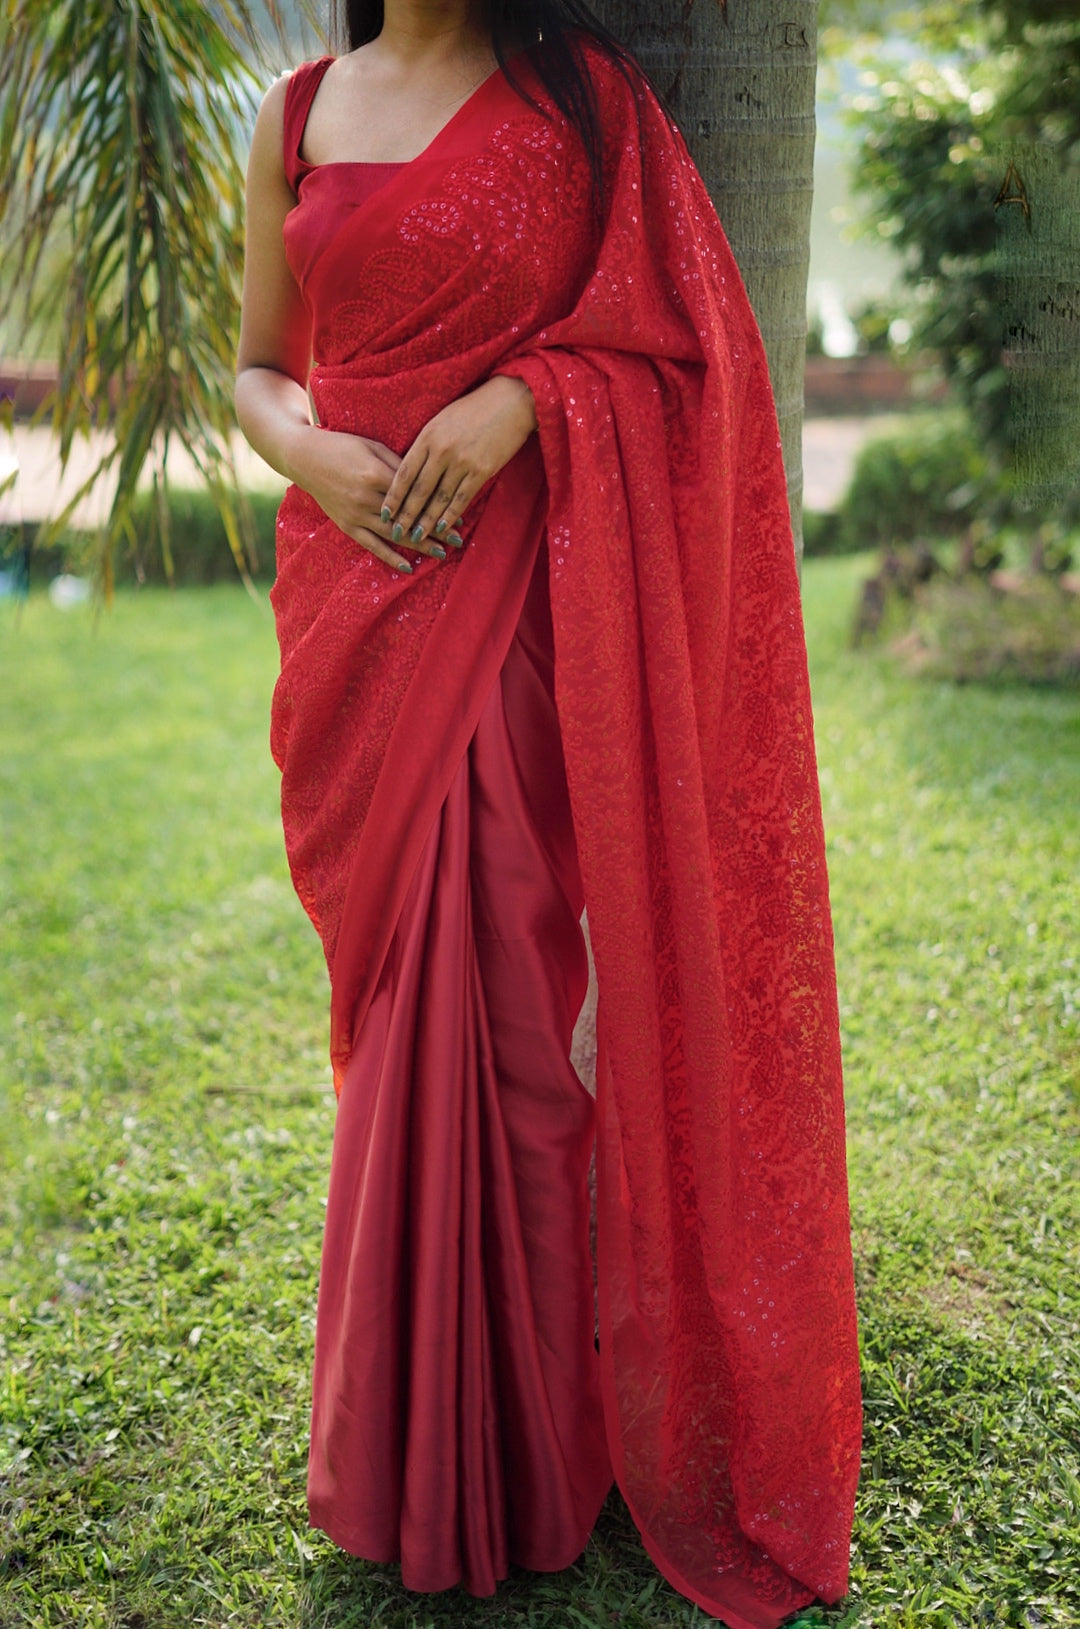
[592,0,817,560]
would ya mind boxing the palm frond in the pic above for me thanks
[0,0,305,592]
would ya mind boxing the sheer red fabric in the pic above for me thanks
[271,43,861,1627]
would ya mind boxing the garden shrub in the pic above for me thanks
[37,487,283,587]
[122,486,282,584]
[905,576,1080,686]
[801,507,846,558]
[836,411,998,552]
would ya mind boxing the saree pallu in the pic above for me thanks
[271,41,862,1629]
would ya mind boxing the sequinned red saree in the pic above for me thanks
[270,42,861,1629]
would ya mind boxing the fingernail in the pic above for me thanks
[410,524,425,544]
[392,523,404,543]
[430,544,447,560]
[396,558,413,574]
[380,506,392,524]
[448,532,464,548]
[435,519,449,537]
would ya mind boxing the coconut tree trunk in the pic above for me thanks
[593,0,817,560]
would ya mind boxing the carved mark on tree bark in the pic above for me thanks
[734,83,766,112]
[994,161,1032,226]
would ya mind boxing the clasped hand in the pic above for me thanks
[302,375,537,576]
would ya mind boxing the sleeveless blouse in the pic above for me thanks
[282,57,406,289]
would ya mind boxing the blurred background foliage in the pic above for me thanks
[844,0,1080,501]
[0,1,310,590]
[809,0,1080,677]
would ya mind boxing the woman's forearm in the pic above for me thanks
[234,365,420,567]
[234,365,323,488]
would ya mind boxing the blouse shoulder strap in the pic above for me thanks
[282,56,335,192]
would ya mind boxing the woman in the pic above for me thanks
[235,3,862,1625]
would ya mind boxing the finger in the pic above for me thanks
[380,448,428,532]
[367,508,446,561]
[366,439,403,472]
[395,455,457,544]
[433,475,476,547]
[406,480,462,548]
[351,527,415,576]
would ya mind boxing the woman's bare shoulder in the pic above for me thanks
[255,56,334,124]
[247,71,303,196]
[249,76,286,160]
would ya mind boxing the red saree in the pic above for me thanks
[270,41,862,1629]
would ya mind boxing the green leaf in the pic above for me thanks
[0,0,303,592]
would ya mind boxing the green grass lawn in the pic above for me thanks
[2,559,1078,1629]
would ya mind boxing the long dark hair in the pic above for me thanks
[328,1,651,215]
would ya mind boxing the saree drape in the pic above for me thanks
[271,41,862,1629]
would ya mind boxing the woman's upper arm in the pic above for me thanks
[237,75,311,386]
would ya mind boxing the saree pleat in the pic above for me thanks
[306,558,612,1592]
